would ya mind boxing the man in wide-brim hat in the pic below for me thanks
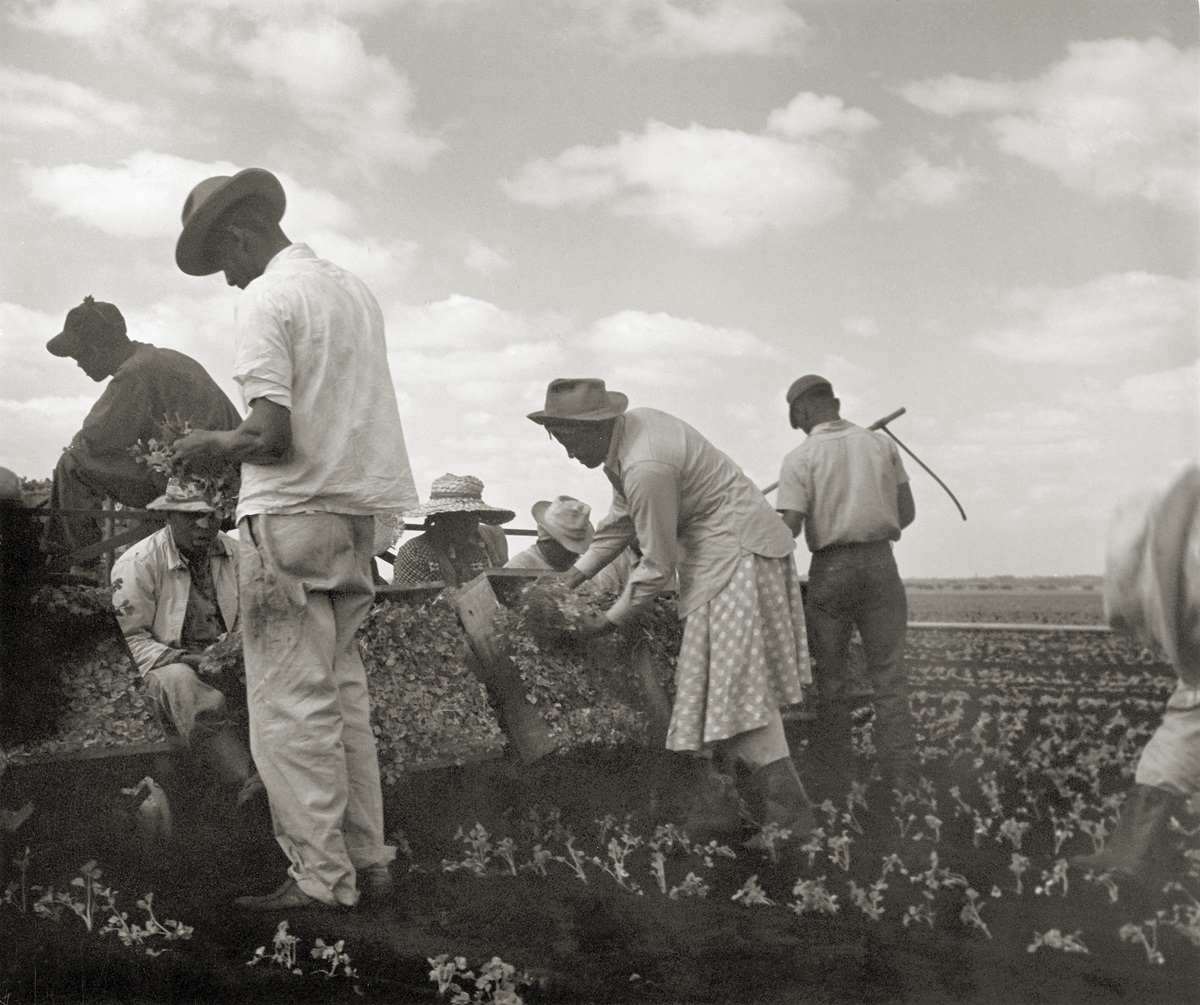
[167,166,419,912]
[529,377,817,852]
[392,473,513,589]
[111,477,265,815]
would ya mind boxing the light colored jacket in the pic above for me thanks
[111,526,239,676]
[1105,465,1200,706]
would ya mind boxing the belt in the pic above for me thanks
[812,539,893,557]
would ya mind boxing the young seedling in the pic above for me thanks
[731,874,775,908]
[958,888,992,939]
[1028,929,1090,954]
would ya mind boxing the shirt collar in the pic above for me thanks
[264,242,317,274]
[603,414,626,476]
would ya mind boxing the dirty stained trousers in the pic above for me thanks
[239,511,391,907]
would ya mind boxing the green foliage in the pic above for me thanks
[128,415,239,521]
[359,597,504,781]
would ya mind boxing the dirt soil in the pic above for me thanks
[2,730,1198,1005]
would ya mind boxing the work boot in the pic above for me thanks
[1070,785,1179,883]
[743,757,817,854]
[674,756,746,846]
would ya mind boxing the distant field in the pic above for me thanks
[905,588,1105,625]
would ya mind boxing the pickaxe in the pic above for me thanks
[762,406,967,521]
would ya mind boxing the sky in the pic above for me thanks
[0,0,1196,578]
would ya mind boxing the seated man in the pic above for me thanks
[111,477,263,809]
[46,295,241,559]
[506,495,635,594]
[392,473,512,589]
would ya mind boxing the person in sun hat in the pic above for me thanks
[505,494,636,593]
[775,375,917,800]
[506,495,595,573]
[42,295,241,566]
[392,473,513,589]
[529,378,816,850]
[111,476,265,815]
[1071,464,1200,886]
[167,166,419,911]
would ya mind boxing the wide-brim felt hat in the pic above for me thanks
[146,477,216,513]
[175,167,286,276]
[406,473,515,525]
[532,496,594,554]
[528,378,628,425]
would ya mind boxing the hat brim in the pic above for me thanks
[406,498,516,524]
[175,168,286,277]
[146,495,214,513]
[46,329,79,358]
[531,499,593,553]
[527,391,628,425]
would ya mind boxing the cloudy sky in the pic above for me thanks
[1,0,1196,578]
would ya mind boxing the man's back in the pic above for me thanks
[779,419,907,552]
[231,244,418,519]
[75,343,240,456]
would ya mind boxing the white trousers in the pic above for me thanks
[239,512,393,907]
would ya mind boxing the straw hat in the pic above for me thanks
[146,477,216,513]
[407,474,515,525]
[532,496,594,554]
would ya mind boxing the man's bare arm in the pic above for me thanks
[172,398,292,468]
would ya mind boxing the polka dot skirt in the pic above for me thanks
[667,552,810,752]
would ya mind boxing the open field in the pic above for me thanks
[906,587,1106,626]
[1,591,1195,1004]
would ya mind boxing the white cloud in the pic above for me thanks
[974,272,1197,364]
[875,152,982,211]
[21,151,382,254]
[900,37,1199,210]
[0,395,96,477]
[229,15,443,172]
[502,93,877,246]
[9,0,443,176]
[1117,362,1200,415]
[463,238,512,276]
[0,67,148,136]
[561,0,807,58]
[387,295,567,353]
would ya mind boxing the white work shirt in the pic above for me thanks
[232,244,418,520]
[574,408,793,625]
[777,419,909,553]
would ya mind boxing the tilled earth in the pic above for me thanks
[2,734,1198,1005]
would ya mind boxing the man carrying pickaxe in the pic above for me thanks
[775,374,930,803]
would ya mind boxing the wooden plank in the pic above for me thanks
[451,574,558,764]
[3,738,185,770]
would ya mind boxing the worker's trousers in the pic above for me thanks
[239,512,393,907]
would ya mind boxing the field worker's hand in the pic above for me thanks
[575,612,616,638]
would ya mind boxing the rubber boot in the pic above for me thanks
[743,757,817,854]
[1070,785,1177,882]
[197,728,265,808]
[802,699,855,802]
[675,756,745,846]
